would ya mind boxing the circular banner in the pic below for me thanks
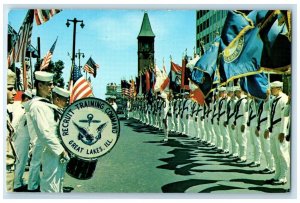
[59,97,120,160]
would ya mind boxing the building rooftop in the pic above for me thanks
[137,12,155,38]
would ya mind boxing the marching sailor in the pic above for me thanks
[247,95,262,167]
[225,86,239,158]
[232,86,248,163]
[256,89,275,174]
[265,81,289,185]
[13,90,33,192]
[218,87,230,153]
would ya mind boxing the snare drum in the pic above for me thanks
[66,157,97,180]
[59,98,120,180]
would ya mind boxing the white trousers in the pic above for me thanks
[28,140,43,190]
[248,126,262,163]
[219,121,230,151]
[235,124,248,160]
[41,148,66,192]
[213,122,222,149]
[228,123,239,156]
[13,129,30,188]
[259,125,275,170]
[270,126,290,180]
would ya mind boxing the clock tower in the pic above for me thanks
[137,12,155,76]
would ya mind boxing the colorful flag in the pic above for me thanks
[169,62,182,94]
[69,65,93,104]
[129,79,136,98]
[160,65,170,92]
[219,10,265,83]
[145,70,150,93]
[240,73,268,99]
[10,10,34,64]
[181,56,189,90]
[189,80,205,105]
[34,9,62,25]
[259,10,291,70]
[190,36,220,96]
[40,37,58,71]
[121,80,131,97]
[84,57,100,78]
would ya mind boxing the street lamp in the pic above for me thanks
[66,18,85,64]
[75,49,85,69]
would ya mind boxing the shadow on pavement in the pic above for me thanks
[161,179,217,193]
[199,184,243,193]
[63,186,74,193]
[230,178,268,186]
[248,186,289,193]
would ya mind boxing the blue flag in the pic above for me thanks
[240,73,268,99]
[219,11,265,83]
[190,36,220,96]
[259,10,291,69]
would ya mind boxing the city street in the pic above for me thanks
[63,117,290,193]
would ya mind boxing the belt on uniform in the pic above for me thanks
[269,118,282,133]
[257,117,267,131]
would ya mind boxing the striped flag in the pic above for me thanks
[40,37,58,71]
[9,10,34,64]
[34,9,61,25]
[70,64,93,104]
[83,57,100,77]
[121,80,131,97]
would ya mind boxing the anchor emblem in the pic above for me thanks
[73,114,107,146]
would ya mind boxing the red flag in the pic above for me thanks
[145,70,150,93]
[181,56,189,90]
[190,88,205,105]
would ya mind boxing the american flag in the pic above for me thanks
[83,57,99,78]
[9,10,34,65]
[34,9,62,25]
[121,80,131,98]
[40,37,58,71]
[69,64,93,104]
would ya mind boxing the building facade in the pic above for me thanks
[196,10,228,54]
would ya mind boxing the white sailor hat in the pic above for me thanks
[234,86,241,91]
[226,86,234,92]
[111,96,116,99]
[52,86,70,98]
[35,71,54,82]
[23,90,33,98]
[270,81,283,88]
[160,92,168,99]
[218,86,226,92]
[7,69,16,88]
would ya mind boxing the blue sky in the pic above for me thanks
[8,9,196,99]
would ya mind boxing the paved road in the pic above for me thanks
[63,117,290,193]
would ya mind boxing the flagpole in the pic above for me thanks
[22,61,28,90]
[29,52,33,89]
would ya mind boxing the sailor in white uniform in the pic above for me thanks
[256,90,275,174]
[13,90,33,192]
[265,81,289,185]
[28,72,69,192]
[232,87,248,163]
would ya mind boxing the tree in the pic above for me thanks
[34,59,65,88]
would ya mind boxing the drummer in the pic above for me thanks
[28,72,69,192]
